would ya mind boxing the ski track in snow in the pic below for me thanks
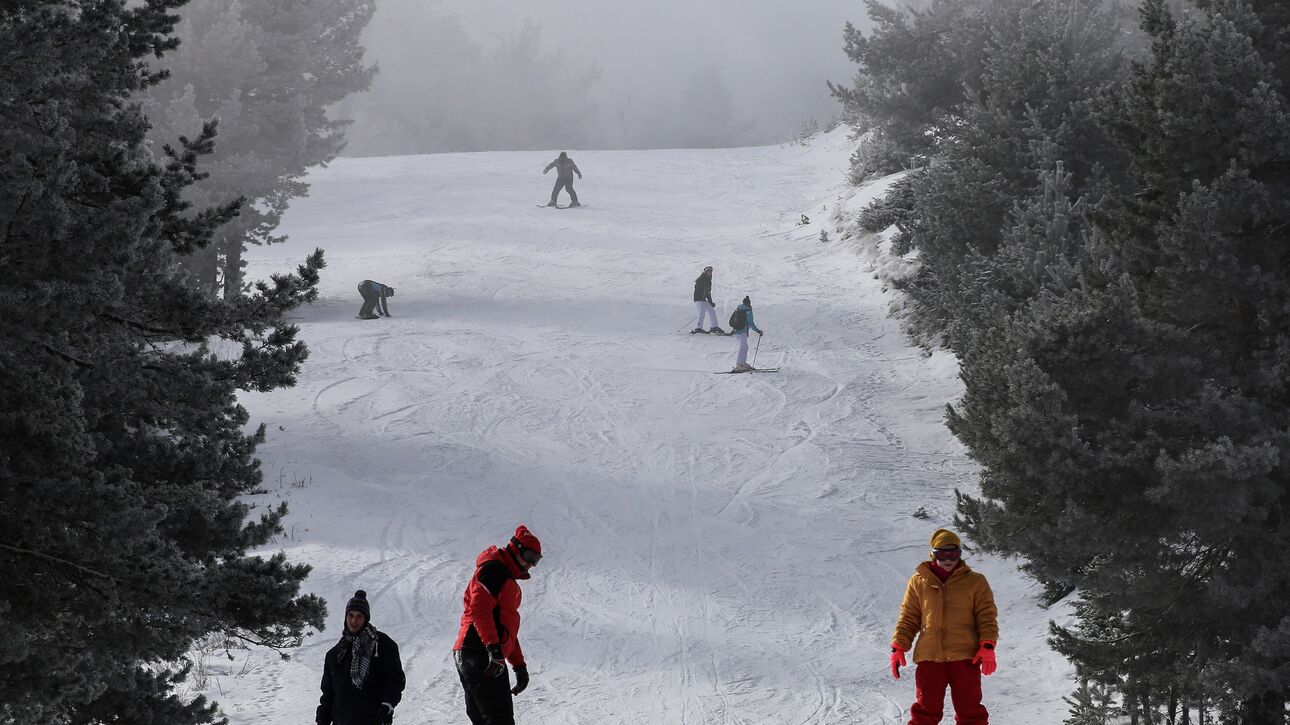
[217,132,1073,723]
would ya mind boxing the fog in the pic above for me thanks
[340,0,866,156]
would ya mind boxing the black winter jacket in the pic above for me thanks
[317,629,406,725]
[693,273,713,304]
[544,156,581,180]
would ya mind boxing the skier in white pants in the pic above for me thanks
[729,295,764,371]
[691,266,724,334]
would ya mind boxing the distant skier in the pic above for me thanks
[317,590,406,725]
[543,151,582,207]
[728,295,763,372]
[357,279,394,320]
[453,525,544,724]
[889,528,999,725]
[692,266,724,334]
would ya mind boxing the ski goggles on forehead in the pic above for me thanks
[932,547,961,561]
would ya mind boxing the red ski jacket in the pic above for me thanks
[452,546,527,667]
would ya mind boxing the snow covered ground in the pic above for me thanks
[217,130,1075,723]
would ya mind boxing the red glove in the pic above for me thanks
[889,645,907,679]
[972,641,997,676]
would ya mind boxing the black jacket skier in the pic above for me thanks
[317,591,406,725]
[357,280,393,319]
[693,269,714,304]
[543,152,582,207]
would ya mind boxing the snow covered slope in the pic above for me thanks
[220,130,1074,724]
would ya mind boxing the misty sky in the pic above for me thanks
[350,0,868,153]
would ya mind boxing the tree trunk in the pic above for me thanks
[181,247,220,299]
[1239,692,1285,724]
[221,233,243,301]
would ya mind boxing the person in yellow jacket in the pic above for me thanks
[889,528,998,725]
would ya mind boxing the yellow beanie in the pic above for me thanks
[929,528,961,550]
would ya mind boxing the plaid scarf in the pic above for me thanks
[338,623,380,689]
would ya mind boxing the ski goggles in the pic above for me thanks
[932,547,962,562]
[511,537,542,566]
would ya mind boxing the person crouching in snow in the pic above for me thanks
[317,590,406,725]
[453,525,544,725]
[728,295,763,372]
[889,528,998,725]
[357,279,394,319]
[692,265,724,334]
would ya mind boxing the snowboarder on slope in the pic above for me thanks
[357,279,394,319]
[692,266,724,334]
[453,525,544,724]
[317,590,406,725]
[729,295,763,371]
[890,528,999,725]
[543,152,582,207]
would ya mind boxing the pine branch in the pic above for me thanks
[43,343,96,368]
[1,191,28,247]
[0,542,118,582]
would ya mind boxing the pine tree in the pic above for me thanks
[955,1,1290,721]
[1,1,326,721]
[146,0,375,300]
[1064,679,1117,725]
[877,0,1130,348]
[343,9,602,155]
[829,0,988,177]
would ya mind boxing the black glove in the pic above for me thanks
[377,703,394,724]
[757,330,764,336]
[511,664,529,695]
[485,644,506,678]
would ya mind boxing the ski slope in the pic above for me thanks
[219,130,1075,724]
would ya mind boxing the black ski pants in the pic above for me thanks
[358,283,381,317]
[550,177,578,205]
[454,649,514,725]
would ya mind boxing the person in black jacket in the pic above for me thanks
[691,266,724,334]
[357,280,394,320]
[317,590,406,725]
[543,152,582,207]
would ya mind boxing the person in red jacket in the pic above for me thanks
[453,525,543,724]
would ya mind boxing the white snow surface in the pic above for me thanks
[219,129,1075,724]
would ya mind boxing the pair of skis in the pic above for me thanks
[688,331,778,373]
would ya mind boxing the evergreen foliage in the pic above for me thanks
[1064,679,1118,724]
[839,0,1290,719]
[1,1,327,721]
[145,0,375,300]
[944,0,1290,721]
[837,0,1134,348]
[829,0,988,177]
[342,9,602,156]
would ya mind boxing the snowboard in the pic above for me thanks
[537,204,587,209]
[715,367,780,374]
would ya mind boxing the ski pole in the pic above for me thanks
[752,334,762,367]
[677,313,695,332]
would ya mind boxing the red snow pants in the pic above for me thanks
[907,660,988,725]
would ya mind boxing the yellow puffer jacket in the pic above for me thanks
[892,560,999,663]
